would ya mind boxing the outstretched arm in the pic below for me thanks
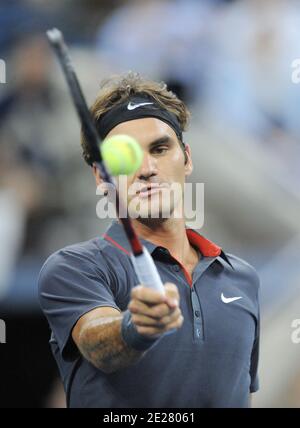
[72,283,183,374]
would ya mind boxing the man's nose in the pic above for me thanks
[137,152,158,180]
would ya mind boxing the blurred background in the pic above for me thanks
[0,0,300,408]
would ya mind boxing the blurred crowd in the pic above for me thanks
[0,0,300,407]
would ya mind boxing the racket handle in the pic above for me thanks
[131,247,177,336]
[131,246,165,294]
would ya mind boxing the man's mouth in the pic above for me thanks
[136,183,168,198]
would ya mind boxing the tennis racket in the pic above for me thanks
[46,28,164,294]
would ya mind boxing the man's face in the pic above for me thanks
[96,117,193,221]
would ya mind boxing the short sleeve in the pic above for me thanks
[250,285,260,393]
[38,248,120,360]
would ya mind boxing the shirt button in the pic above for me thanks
[195,310,201,318]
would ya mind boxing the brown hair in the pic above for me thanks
[81,71,191,165]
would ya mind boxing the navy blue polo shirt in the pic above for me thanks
[38,220,260,408]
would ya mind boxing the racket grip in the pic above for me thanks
[131,246,165,294]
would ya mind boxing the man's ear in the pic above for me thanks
[184,144,193,176]
[92,164,109,196]
[92,164,102,186]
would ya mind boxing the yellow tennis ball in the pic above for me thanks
[100,134,143,176]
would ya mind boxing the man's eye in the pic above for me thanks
[152,146,168,155]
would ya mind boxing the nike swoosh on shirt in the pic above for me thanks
[127,101,154,110]
[221,293,242,304]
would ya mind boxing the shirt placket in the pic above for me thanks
[190,257,218,343]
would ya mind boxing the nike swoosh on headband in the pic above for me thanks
[127,101,154,110]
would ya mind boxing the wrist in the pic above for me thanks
[121,310,161,351]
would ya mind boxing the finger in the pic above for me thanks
[136,315,184,336]
[132,308,181,327]
[132,314,164,327]
[128,300,175,319]
[164,314,184,331]
[157,308,182,327]
[164,283,180,308]
[131,285,168,305]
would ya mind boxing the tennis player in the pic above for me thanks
[38,72,260,408]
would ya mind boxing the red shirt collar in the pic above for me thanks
[186,229,222,257]
[103,221,222,258]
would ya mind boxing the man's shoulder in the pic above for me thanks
[223,252,260,290]
[38,237,113,282]
[42,237,103,267]
[38,234,132,288]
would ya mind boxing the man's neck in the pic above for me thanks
[132,218,198,267]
